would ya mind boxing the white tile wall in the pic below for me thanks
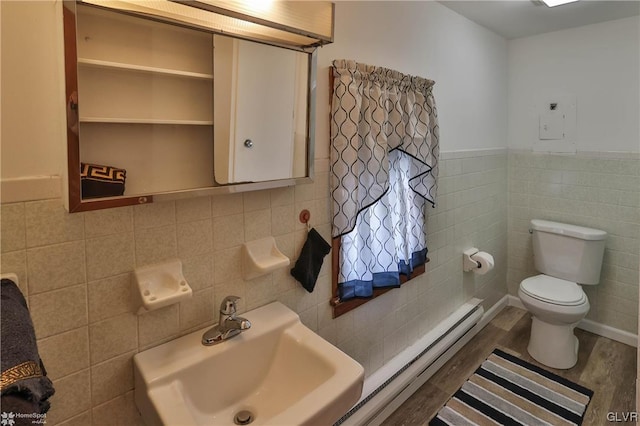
[507,151,640,333]
[0,151,508,424]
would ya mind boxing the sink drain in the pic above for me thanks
[234,410,254,425]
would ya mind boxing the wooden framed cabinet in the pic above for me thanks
[64,2,217,211]
[62,1,327,212]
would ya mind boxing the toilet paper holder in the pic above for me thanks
[463,248,482,272]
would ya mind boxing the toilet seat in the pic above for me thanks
[520,275,586,306]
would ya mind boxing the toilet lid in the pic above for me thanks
[520,275,586,306]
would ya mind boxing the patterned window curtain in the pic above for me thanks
[330,60,439,301]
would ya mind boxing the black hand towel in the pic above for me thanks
[290,228,331,293]
[1,279,55,415]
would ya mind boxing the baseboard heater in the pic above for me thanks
[335,298,485,426]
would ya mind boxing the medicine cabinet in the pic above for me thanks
[61,0,332,212]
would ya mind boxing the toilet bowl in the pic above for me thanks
[517,219,606,370]
[518,274,589,369]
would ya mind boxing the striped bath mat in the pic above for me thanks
[430,348,593,425]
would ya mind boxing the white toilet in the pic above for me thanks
[518,219,606,369]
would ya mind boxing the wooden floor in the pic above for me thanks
[382,306,637,426]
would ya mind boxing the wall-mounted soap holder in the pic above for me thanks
[133,259,192,314]
[242,236,290,280]
[0,273,19,285]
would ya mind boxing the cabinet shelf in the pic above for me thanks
[79,117,214,125]
[65,3,217,213]
[78,58,214,80]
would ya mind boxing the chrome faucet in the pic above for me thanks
[202,296,251,346]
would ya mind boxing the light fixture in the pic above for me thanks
[541,0,579,7]
[78,0,334,51]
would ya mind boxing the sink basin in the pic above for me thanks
[134,302,364,425]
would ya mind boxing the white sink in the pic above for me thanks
[134,302,364,426]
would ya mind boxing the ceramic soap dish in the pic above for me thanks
[242,237,290,280]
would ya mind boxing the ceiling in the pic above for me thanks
[438,0,640,39]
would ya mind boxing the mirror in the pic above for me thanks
[213,35,310,184]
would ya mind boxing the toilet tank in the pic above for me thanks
[531,219,606,285]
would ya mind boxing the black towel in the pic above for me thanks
[80,162,126,199]
[290,228,331,293]
[1,279,55,416]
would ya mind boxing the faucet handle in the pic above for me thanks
[220,295,240,315]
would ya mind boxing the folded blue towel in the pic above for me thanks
[1,279,55,416]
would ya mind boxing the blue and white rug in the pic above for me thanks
[430,348,593,426]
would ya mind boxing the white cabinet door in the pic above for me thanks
[232,40,296,182]
[215,38,298,183]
